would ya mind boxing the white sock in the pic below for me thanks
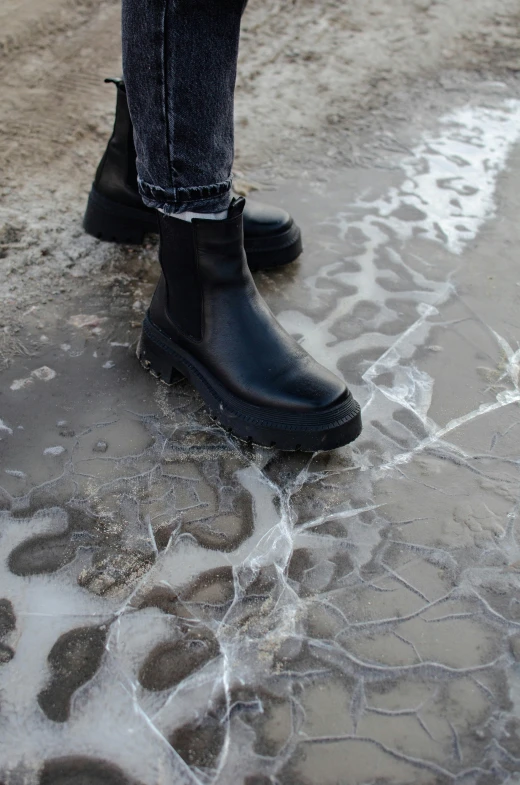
[158,208,228,222]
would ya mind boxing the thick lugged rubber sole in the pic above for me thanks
[83,186,157,244]
[83,186,302,270]
[137,315,362,452]
[245,222,302,271]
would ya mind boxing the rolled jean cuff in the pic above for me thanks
[138,176,233,214]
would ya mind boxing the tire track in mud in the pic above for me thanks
[1,0,121,186]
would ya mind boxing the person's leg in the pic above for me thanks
[84,0,301,265]
[122,0,246,216]
[82,77,303,267]
[121,0,362,449]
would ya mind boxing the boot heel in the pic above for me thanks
[137,329,184,385]
[83,187,157,245]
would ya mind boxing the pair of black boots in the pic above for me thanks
[84,80,361,451]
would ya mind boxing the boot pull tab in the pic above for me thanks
[104,77,126,92]
[228,196,245,219]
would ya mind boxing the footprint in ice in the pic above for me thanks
[39,757,143,785]
[37,625,107,722]
[138,627,220,692]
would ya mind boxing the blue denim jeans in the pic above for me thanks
[121,0,247,215]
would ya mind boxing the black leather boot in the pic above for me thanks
[83,80,302,271]
[137,198,361,451]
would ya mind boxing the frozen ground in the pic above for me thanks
[2,2,520,784]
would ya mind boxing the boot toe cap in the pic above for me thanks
[248,355,349,414]
[292,361,348,413]
[243,199,293,238]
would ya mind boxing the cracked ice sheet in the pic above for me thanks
[2,98,520,785]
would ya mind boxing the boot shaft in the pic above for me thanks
[94,79,141,208]
[192,200,246,285]
[156,212,204,341]
[151,199,249,342]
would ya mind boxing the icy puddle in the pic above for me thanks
[2,100,520,785]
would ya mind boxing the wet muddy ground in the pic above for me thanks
[3,94,520,784]
[2,2,520,785]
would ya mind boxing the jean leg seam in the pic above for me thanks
[162,0,175,190]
